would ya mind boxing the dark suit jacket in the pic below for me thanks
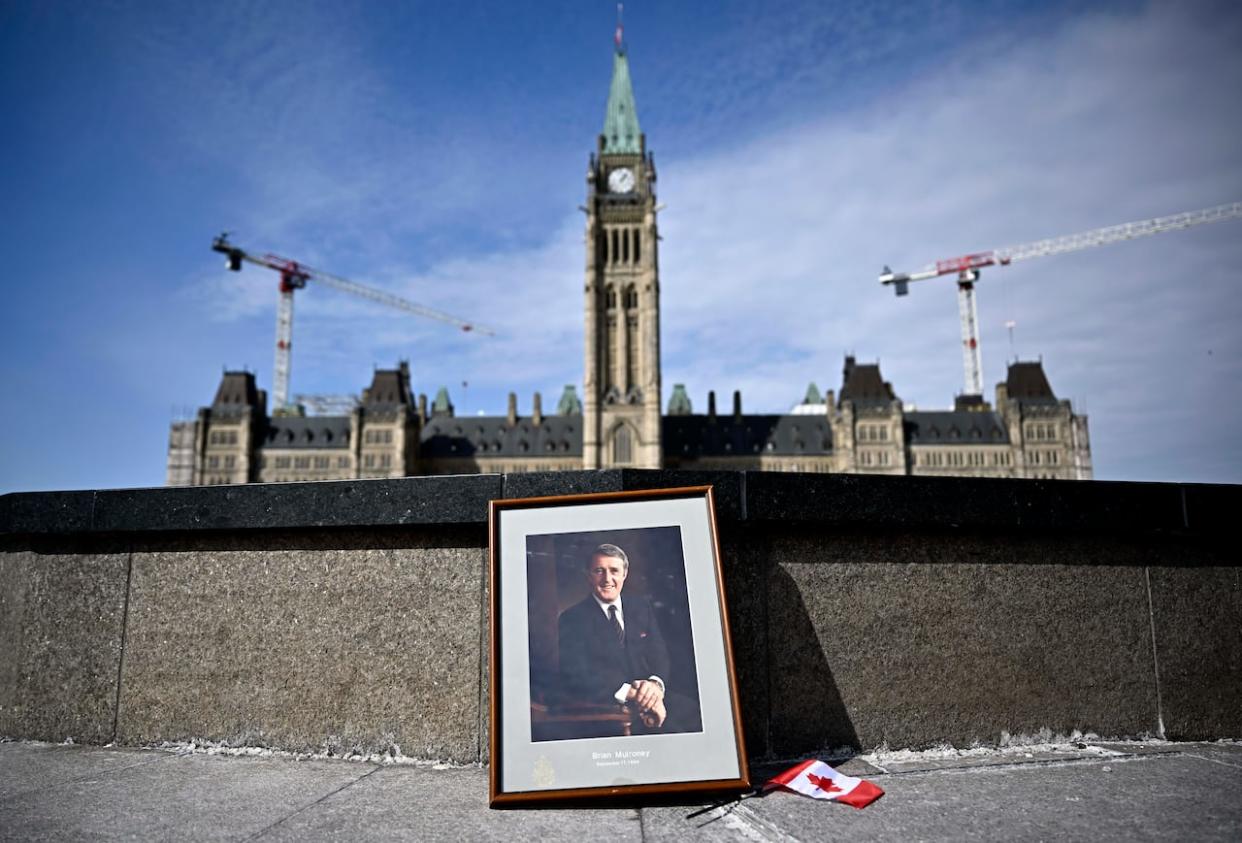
[556,594,671,706]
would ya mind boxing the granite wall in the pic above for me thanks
[1,471,1237,762]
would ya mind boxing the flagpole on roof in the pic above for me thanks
[615,3,624,52]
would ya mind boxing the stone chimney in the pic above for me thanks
[707,390,717,423]
[417,394,428,425]
[733,390,742,423]
[532,392,543,426]
[507,392,518,426]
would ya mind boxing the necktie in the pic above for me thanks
[609,605,624,645]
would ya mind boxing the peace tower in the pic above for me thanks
[581,43,663,468]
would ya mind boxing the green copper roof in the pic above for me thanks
[667,384,692,415]
[602,49,642,154]
[803,382,823,405]
[432,386,454,416]
[556,385,582,415]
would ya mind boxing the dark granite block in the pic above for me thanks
[93,476,502,533]
[746,472,1019,528]
[1149,561,1242,739]
[500,470,741,522]
[116,529,487,761]
[0,549,129,742]
[499,469,626,501]
[5,473,1234,540]
[1009,478,1185,533]
[744,472,1188,534]
[620,469,745,522]
[765,529,1161,754]
[1182,484,1242,534]
[0,491,95,537]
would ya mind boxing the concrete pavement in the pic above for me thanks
[1,740,1240,841]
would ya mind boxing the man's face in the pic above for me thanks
[587,553,627,603]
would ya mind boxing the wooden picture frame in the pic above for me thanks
[488,486,750,806]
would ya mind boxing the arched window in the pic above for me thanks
[613,425,632,464]
[624,285,638,309]
[611,229,620,266]
[634,229,641,262]
[622,228,630,263]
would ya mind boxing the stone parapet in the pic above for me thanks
[1,471,1238,761]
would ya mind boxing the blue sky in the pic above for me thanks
[1,0,1240,493]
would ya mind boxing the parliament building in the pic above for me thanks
[167,44,1092,486]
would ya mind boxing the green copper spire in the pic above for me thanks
[667,384,692,416]
[431,386,454,417]
[556,385,582,415]
[602,48,642,154]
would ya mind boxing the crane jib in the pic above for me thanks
[209,234,494,411]
[935,252,997,276]
[875,201,1241,398]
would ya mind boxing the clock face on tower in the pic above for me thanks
[607,167,635,194]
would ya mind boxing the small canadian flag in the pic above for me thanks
[763,759,885,809]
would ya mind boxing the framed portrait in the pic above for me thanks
[488,485,750,806]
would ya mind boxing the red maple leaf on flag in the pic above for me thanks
[807,772,842,794]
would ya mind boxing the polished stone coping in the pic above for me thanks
[1,470,1234,537]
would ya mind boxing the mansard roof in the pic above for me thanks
[663,414,833,458]
[1005,361,1057,404]
[904,411,1009,445]
[211,371,263,414]
[420,415,582,459]
[262,416,352,450]
[839,356,897,406]
[363,367,412,409]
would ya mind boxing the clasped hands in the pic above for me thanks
[625,678,666,728]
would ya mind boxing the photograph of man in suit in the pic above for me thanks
[557,542,701,736]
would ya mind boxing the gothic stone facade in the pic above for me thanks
[167,45,1092,486]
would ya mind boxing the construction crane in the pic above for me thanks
[212,234,493,412]
[879,202,1242,397]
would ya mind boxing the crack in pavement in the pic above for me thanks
[668,797,800,843]
[245,764,382,841]
[866,752,1179,780]
[0,748,177,802]
[1183,752,1242,772]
